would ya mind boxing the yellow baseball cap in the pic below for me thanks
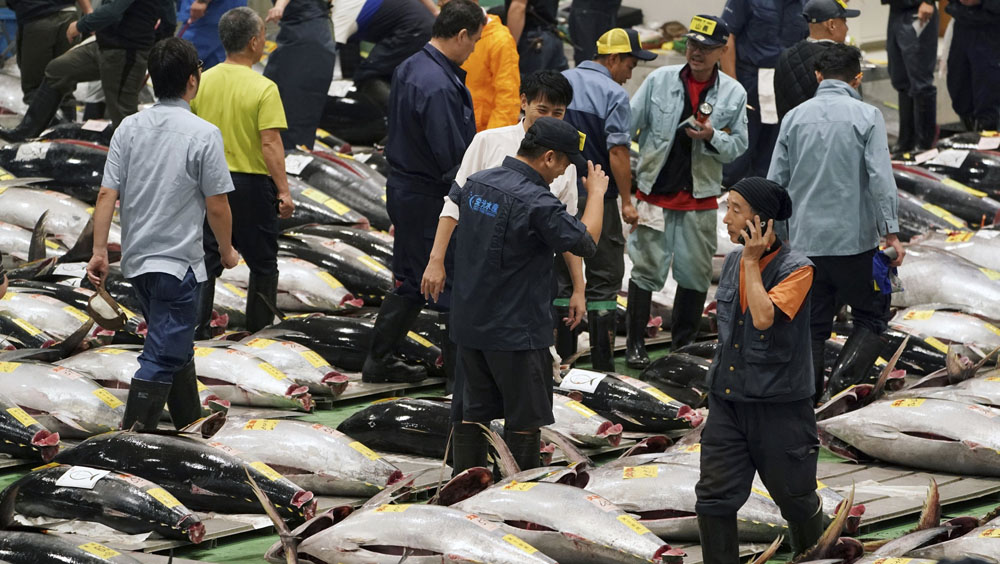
[595,28,657,61]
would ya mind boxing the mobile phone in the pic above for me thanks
[737,221,767,246]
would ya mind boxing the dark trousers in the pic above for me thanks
[887,7,938,98]
[723,65,778,186]
[203,173,279,277]
[947,21,1000,128]
[568,0,621,66]
[808,249,891,343]
[264,18,336,150]
[517,28,569,77]
[353,0,433,84]
[385,186,454,311]
[695,393,820,521]
[16,10,75,102]
[45,40,149,126]
[131,269,200,384]
[459,346,555,431]
[579,193,624,311]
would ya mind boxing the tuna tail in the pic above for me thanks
[57,216,98,265]
[0,348,62,363]
[0,477,20,528]
[27,211,49,262]
[917,479,941,531]
[791,484,855,563]
[245,467,299,564]
[872,335,909,400]
[177,411,227,439]
[480,423,521,477]
[539,427,592,466]
[747,535,783,564]
[54,318,94,358]
[981,503,1000,526]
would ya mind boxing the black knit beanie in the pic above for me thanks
[730,177,793,221]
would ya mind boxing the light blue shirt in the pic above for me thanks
[630,64,748,199]
[768,79,899,257]
[102,98,234,282]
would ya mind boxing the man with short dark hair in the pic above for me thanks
[768,43,904,404]
[774,0,859,121]
[86,37,238,431]
[361,0,485,385]
[562,28,655,371]
[192,6,294,336]
[443,117,607,475]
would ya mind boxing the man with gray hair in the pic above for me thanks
[192,6,294,335]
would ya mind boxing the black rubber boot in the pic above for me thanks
[193,279,216,341]
[246,272,279,332]
[671,287,707,350]
[57,101,77,124]
[811,338,827,405]
[820,325,885,403]
[587,309,616,372]
[121,378,172,431]
[356,78,392,110]
[787,498,825,556]
[451,423,488,477]
[625,280,652,369]
[0,80,63,142]
[167,360,202,430]
[83,101,106,121]
[554,306,578,364]
[914,93,937,151]
[697,513,739,564]
[439,312,456,394]
[961,116,976,132]
[891,92,915,155]
[504,428,541,472]
[362,293,428,383]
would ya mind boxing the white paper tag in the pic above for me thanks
[82,119,111,132]
[913,148,938,164]
[284,154,313,175]
[15,142,50,162]
[55,466,111,489]
[757,67,778,125]
[978,136,1000,151]
[927,149,970,168]
[53,262,89,278]
[354,152,372,163]
[559,369,608,393]
[975,230,1000,239]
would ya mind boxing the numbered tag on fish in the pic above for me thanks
[244,419,280,431]
[284,154,312,175]
[890,398,925,408]
[682,443,702,453]
[565,400,596,418]
[945,231,974,243]
[465,514,499,531]
[324,197,351,216]
[244,338,276,349]
[299,350,327,368]
[0,362,20,373]
[248,461,283,481]
[942,178,987,198]
[78,542,120,559]
[56,466,111,489]
[258,363,286,380]
[622,465,658,480]
[585,494,618,512]
[81,119,111,132]
[927,149,969,168]
[980,267,1000,281]
[617,514,652,535]
[816,479,828,490]
[92,388,124,408]
[902,310,935,321]
[63,306,90,323]
[348,441,381,460]
[375,504,410,513]
[559,369,607,393]
[316,271,343,289]
[406,331,434,348]
[502,534,538,554]
[358,255,386,272]
[146,487,182,508]
[96,347,128,355]
[618,374,677,404]
[922,336,949,353]
[194,347,215,357]
[11,318,41,336]
[6,407,39,427]
[502,481,540,492]
[979,528,1000,538]
[873,559,915,564]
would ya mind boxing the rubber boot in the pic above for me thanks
[0,80,63,142]
[977,116,1000,132]
[625,280,652,369]
[356,78,392,111]
[57,101,77,124]
[83,102,106,121]
[193,280,216,341]
[504,429,542,472]
[787,498,825,556]
[362,293,428,383]
[820,325,885,403]
[891,92,915,155]
[554,305,578,364]
[451,423,488,477]
[121,378,172,431]
[961,116,976,133]
[587,309,616,372]
[166,360,202,430]
[439,312,456,394]
[811,338,827,405]
[246,272,279,332]
[914,93,937,151]
[671,287,707,350]
[697,513,739,564]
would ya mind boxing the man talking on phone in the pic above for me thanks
[625,15,747,368]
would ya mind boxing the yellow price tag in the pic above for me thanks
[194,347,215,357]
[7,407,38,427]
[146,487,182,508]
[358,255,386,272]
[78,542,121,559]
[565,400,596,418]
[502,534,538,554]
[249,461,283,481]
[617,514,652,535]
[683,443,702,453]
[923,336,948,353]
[93,388,124,409]
[63,306,90,323]
[642,386,676,404]
[622,466,659,480]
[258,363,286,380]
[921,203,966,228]
[301,188,328,204]
[222,283,247,298]
[349,441,381,461]
[902,310,934,321]
[300,350,327,368]
[407,331,434,348]
[375,504,410,513]
[32,462,60,471]
[981,268,1000,281]
[96,348,128,355]
[44,239,60,250]
[616,295,628,308]
[244,419,279,431]
[316,271,343,289]
[985,376,1000,382]
[689,16,718,35]
[0,362,21,373]
[945,231,974,242]
[817,479,827,490]
[988,323,1000,337]
[197,381,207,392]
[502,481,540,492]
[890,398,926,408]
[875,357,888,366]
[873,559,914,564]
[245,338,276,349]
[12,318,41,336]
[942,177,987,198]
[979,528,1000,538]
[324,197,351,216]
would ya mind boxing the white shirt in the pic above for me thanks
[331,0,366,45]
[442,121,579,219]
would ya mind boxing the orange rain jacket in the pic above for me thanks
[462,14,521,132]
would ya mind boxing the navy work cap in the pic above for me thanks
[524,117,589,170]
[804,0,861,23]
[685,15,730,47]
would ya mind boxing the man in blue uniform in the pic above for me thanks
[178,0,246,70]
[361,0,486,384]
[695,177,821,562]
[505,0,566,75]
[946,0,1000,131]
[442,117,608,474]
[884,0,938,154]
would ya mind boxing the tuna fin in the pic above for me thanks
[0,177,51,188]
[254,290,286,322]
[0,476,20,528]
[980,504,1000,526]
[609,410,644,427]
[178,411,227,438]
[0,348,61,362]
[872,335,908,400]
[539,427,591,466]
[57,216,96,265]
[245,467,299,564]
[747,535,782,564]
[480,423,520,477]
[619,435,672,458]
[54,318,94,358]
[50,412,90,433]
[917,479,941,530]
[27,211,49,262]
[791,484,854,562]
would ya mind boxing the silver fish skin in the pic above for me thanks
[293,504,560,564]
[218,256,357,313]
[891,307,1000,349]
[0,361,124,438]
[550,394,623,447]
[907,516,1000,562]
[230,337,348,396]
[0,221,66,262]
[0,290,89,339]
[55,346,141,386]
[891,369,1000,407]
[0,186,120,246]
[209,416,402,496]
[891,245,1000,320]
[454,480,680,564]
[191,346,313,411]
[819,397,1000,476]
[0,530,142,563]
[917,229,1000,271]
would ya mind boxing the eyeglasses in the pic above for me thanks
[686,42,723,54]
[197,59,204,69]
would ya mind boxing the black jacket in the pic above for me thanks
[881,0,932,11]
[946,0,1000,26]
[76,0,175,50]
[7,0,74,25]
[774,39,834,121]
